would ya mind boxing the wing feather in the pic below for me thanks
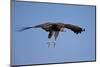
[64,24,85,34]
[18,24,42,32]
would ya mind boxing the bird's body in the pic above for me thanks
[40,23,64,32]
[19,22,85,47]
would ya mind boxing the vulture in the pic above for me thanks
[18,22,85,47]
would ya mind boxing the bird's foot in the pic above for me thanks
[47,41,56,48]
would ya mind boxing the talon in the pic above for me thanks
[53,42,56,48]
[47,41,56,48]
[47,42,50,47]
[52,41,56,48]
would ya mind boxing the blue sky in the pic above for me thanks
[11,1,96,65]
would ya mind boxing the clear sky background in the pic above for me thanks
[11,0,96,65]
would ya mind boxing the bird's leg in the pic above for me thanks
[47,39,50,47]
[47,31,54,47]
[47,32,57,48]
[47,38,52,47]
[48,42,51,47]
[47,37,55,47]
[52,35,56,48]
[53,41,56,48]
[47,37,56,48]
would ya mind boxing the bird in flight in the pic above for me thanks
[18,22,85,47]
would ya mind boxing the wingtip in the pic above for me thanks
[82,28,85,31]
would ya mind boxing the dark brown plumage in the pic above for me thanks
[19,22,85,41]
[18,22,85,47]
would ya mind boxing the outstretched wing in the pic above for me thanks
[18,24,42,32]
[64,24,85,34]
